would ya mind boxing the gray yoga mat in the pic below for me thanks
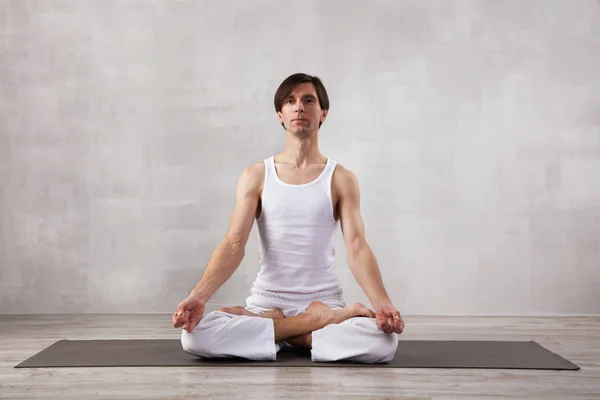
[15,339,579,370]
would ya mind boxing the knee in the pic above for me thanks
[352,318,398,362]
[312,318,398,363]
[181,329,207,357]
[180,311,229,357]
[370,330,399,362]
[344,318,399,363]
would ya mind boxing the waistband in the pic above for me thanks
[248,286,344,307]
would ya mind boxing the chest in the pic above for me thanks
[273,163,326,185]
[258,164,340,222]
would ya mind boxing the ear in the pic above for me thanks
[277,111,283,123]
[321,109,328,122]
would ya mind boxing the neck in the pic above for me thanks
[278,130,325,168]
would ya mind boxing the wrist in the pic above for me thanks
[372,299,393,311]
[189,289,211,304]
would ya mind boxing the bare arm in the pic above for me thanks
[188,163,263,303]
[335,166,391,309]
[335,166,404,334]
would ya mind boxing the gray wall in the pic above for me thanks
[1,0,599,315]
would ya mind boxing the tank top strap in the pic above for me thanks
[323,158,337,205]
[261,157,274,205]
[263,157,274,180]
[325,158,337,177]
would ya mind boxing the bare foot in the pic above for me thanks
[349,303,376,319]
[262,309,286,319]
[218,306,285,319]
[303,301,374,326]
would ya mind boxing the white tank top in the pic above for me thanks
[250,156,343,298]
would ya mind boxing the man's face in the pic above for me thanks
[278,83,328,137]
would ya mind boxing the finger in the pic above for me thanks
[172,310,184,327]
[185,319,197,333]
[392,314,403,333]
[181,311,190,330]
[394,319,403,334]
[187,321,196,333]
[187,315,200,333]
[174,309,189,327]
[388,314,397,333]
[381,321,392,334]
[387,317,394,331]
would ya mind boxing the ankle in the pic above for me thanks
[305,310,329,327]
[262,309,286,319]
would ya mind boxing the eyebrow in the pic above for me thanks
[286,94,317,100]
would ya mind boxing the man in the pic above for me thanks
[172,73,405,363]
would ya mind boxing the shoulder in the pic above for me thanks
[332,163,360,196]
[237,161,266,194]
[241,160,265,180]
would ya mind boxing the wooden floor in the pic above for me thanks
[0,314,599,399]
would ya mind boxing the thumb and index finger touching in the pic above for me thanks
[172,307,188,327]
[173,299,204,333]
[381,307,405,335]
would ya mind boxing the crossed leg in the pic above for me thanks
[219,301,375,346]
[182,301,396,362]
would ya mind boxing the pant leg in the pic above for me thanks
[181,311,278,360]
[311,317,398,363]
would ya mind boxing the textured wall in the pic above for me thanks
[1,0,599,315]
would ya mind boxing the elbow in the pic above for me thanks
[223,235,246,258]
[346,236,368,263]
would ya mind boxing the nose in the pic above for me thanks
[294,99,304,112]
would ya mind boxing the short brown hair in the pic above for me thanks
[274,73,330,128]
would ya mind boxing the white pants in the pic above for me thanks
[180,289,399,363]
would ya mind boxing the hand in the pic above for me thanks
[375,303,405,334]
[172,296,205,333]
